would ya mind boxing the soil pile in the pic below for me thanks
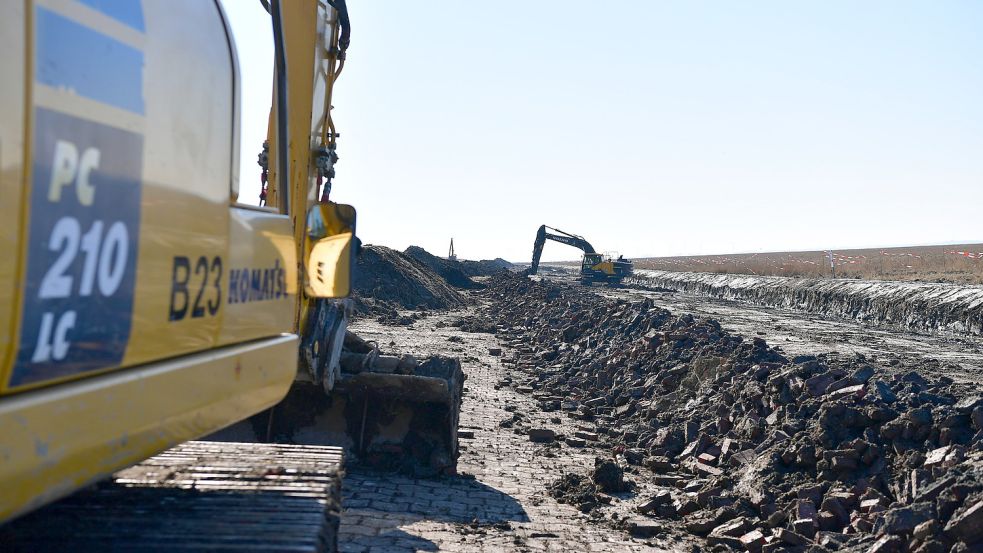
[486,271,983,552]
[402,246,514,287]
[403,246,483,289]
[353,245,466,314]
[460,258,514,277]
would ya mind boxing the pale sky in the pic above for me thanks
[222,1,983,262]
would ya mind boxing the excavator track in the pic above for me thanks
[0,441,344,553]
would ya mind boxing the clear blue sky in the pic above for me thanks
[222,1,983,262]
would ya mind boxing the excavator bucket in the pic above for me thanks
[210,328,465,477]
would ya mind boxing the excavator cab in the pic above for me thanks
[581,252,633,285]
[582,253,604,272]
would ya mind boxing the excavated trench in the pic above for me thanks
[485,271,983,552]
[632,270,983,337]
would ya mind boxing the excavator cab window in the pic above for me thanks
[583,253,602,269]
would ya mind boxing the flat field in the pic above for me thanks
[634,243,983,284]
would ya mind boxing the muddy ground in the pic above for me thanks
[338,270,983,552]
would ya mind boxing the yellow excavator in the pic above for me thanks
[528,225,633,285]
[0,0,461,531]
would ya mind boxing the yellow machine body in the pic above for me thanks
[589,259,618,276]
[581,253,633,284]
[0,0,348,522]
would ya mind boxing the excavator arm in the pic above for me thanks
[258,0,357,389]
[529,225,596,275]
[225,1,463,478]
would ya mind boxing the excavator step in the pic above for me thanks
[0,441,344,553]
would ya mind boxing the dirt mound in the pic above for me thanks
[403,246,483,289]
[353,245,466,313]
[488,271,983,551]
[460,258,514,277]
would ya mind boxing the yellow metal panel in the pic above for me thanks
[0,2,26,390]
[591,261,616,276]
[216,207,296,345]
[265,1,317,214]
[2,2,243,392]
[122,1,235,367]
[0,333,298,523]
[266,2,340,328]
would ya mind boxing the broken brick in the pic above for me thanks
[712,516,753,537]
[944,499,983,544]
[773,528,809,546]
[867,534,902,553]
[528,428,556,443]
[740,529,766,553]
[792,518,817,537]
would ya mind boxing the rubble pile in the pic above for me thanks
[353,245,467,314]
[452,314,498,334]
[486,272,983,552]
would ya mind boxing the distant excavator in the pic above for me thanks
[529,225,633,285]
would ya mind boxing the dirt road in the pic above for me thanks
[340,308,689,552]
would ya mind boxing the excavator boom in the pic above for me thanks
[530,225,595,275]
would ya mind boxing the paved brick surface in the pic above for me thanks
[340,307,690,552]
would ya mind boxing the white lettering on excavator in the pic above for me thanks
[48,139,100,206]
[12,107,143,387]
[31,311,77,363]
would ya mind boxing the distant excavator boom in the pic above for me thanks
[530,225,596,275]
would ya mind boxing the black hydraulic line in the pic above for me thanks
[258,0,271,14]
[326,0,351,56]
[271,0,290,215]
